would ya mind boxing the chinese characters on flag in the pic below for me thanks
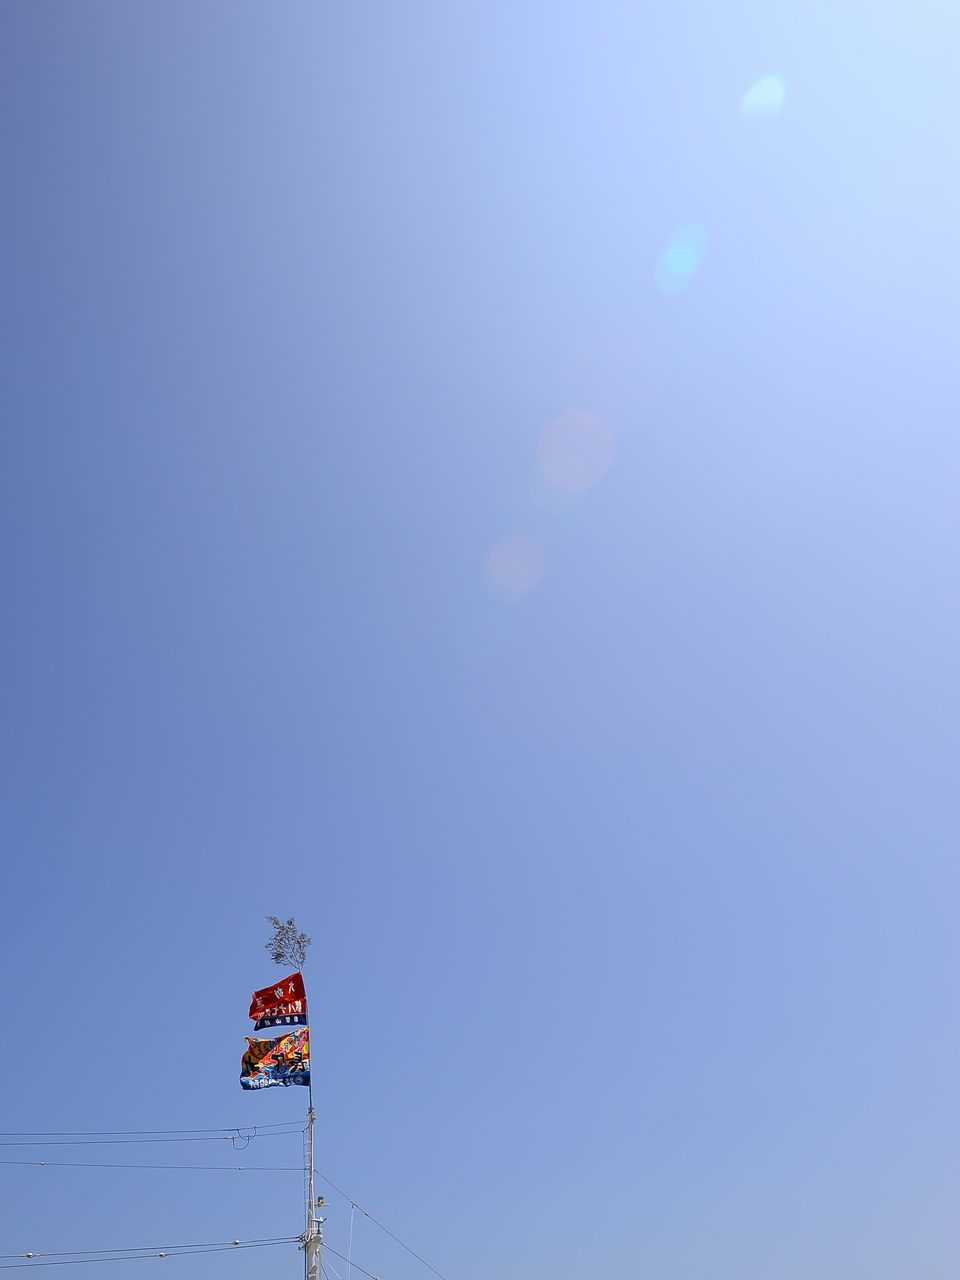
[248,971,308,1031]
[241,972,310,1090]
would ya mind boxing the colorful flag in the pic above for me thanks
[248,972,308,1031]
[240,1027,310,1090]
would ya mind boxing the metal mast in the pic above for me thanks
[303,999,321,1280]
[263,918,319,1280]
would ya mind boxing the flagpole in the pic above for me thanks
[304,973,320,1280]
[261,918,318,1280]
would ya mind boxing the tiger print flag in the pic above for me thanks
[240,1026,310,1090]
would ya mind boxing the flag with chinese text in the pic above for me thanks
[248,972,308,1031]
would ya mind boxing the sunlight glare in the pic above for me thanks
[485,535,546,596]
[740,74,786,118]
[655,222,708,294]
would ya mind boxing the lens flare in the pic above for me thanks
[485,535,545,596]
[740,74,786,118]
[536,410,614,491]
[654,222,708,294]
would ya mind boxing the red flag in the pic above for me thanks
[248,971,307,1023]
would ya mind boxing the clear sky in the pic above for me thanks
[1,3,957,1278]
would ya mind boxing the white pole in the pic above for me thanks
[304,983,321,1280]
[305,1104,320,1280]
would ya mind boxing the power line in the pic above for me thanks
[2,1150,451,1280]
[0,1160,302,1173]
[0,1237,295,1261]
[0,1240,299,1270]
[0,1125,301,1139]
[313,1173,449,1280]
[0,1134,299,1148]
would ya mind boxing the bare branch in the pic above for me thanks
[265,915,311,971]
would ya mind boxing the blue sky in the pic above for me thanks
[1,3,957,1278]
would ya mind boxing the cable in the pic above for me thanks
[323,1246,378,1280]
[0,1240,299,1270]
[0,1160,302,1173]
[0,1125,301,1139]
[351,1210,447,1280]
[2,1151,451,1280]
[0,1237,294,1261]
[313,1173,449,1280]
[312,1170,352,1201]
[0,1134,298,1148]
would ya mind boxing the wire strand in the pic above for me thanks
[323,1245,378,1280]
[313,1173,449,1280]
[1,1148,450,1280]
[0,1241,299,1270]
[0,1125,301,1139]
[0,1238,295,1261]
[0,1160,302,1173]
[0,1134,298,1148]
